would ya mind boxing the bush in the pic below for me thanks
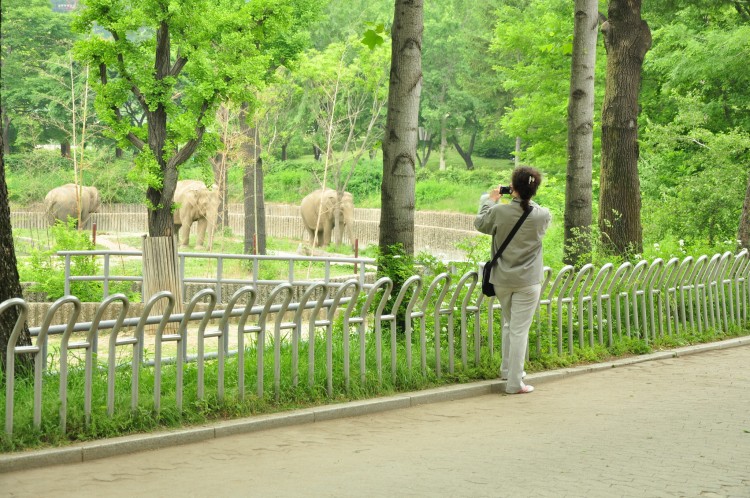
[19,221,138,302]
[4,151,73,205]
[474,134,517,160]
[5,149,143,205]
[263,160,317,203]
[345,157,382,200]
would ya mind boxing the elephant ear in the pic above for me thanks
[196,190,210,212]
[89,187,101,212]
[183,187,201,209]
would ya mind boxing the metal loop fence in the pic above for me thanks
[2,250,749,437]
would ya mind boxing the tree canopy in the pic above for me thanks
[73,0,321,235]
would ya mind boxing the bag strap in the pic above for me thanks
[489,205,532,266]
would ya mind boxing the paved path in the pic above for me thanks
[3,345,750,497]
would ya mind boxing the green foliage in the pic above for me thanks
[1,0,75,152]
[490,0,605,172]
[294,34,390,193]
[5,149,145,204]
[21,220,95,300]
[19,220,137,302]
[263,159,317,203]
[4,151,73,204]
[72,0,323,234]
[474,134,517,160]
[361,22,387,50]
[345,157,383,200]
[640,92,750,248]
[376,243,419,290]
[309,0,392,51]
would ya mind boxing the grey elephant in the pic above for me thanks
[44,183,101,228]
[300,188,355,248]
[173,180,220,249]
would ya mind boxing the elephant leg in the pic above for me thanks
[314,229,326,247]
[196,219,207,248]
[323,224,332,247]
[179,222,191,246]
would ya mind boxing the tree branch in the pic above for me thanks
[170,47,188,77]
[99,62,144,152]
[126,132,146,150]
[110,31,150,113]
[167,101,210,168]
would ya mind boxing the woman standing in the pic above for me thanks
[474,166,551,394]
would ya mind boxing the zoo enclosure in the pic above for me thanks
[10,203,477,260]
[2,250,749,438]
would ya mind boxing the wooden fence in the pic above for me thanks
[11,203,480,260]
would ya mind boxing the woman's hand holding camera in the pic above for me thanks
[489,184,512,202]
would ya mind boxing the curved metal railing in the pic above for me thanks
[2,251,749,437]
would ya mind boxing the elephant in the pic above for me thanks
[44,183,101,228]
[300,188,355,248]
[173,179,221,249]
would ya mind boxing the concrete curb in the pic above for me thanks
[2,336,748,474]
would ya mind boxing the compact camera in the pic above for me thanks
[499,185,512,195]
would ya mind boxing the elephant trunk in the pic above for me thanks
[333,210,343,246]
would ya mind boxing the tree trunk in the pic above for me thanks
[253,153,266,254]
[281,143,288,161]
[115,147,123,158]
[379,0,423,256]
[450,130,476,170]
[145,21,178,240]
[1,109,10,155]
[0,132,33,374]
[439,115,447,171]
[60,142,71,158]
[514,136,521,167]
[141,20,181,309]
[313,145,322,161]
[598,0,651,256]
[738,174,750,248]
[417,136,433,168]
[211,152,229,230]
[240,104,266,255]
[564,0,598,266]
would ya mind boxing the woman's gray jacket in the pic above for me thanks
[474,196,551,288]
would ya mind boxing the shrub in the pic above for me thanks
[19,221,138,302]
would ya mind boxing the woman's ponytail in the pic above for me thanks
[511,166,542,211]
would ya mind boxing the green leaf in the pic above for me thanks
[361,29,385,50]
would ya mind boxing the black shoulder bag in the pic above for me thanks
[481,206,532,297]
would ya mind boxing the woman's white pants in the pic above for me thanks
[494,284,541,393]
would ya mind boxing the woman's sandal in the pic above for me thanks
[509,385,534,394]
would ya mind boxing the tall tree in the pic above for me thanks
[74,0,318,275]
[422,0,501,171]
[240,104,267,255]
[637,4,750,249]
[0,130,33,374]
[490,0,585,171]
[563,0,599,265]
[598,0,651,256]
[379,0,423,256]
[297,38,389,196]
[1,0,73,154]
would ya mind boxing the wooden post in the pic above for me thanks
[92,222,97,246]
[142,235,183,332]
[354,238,359,274]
